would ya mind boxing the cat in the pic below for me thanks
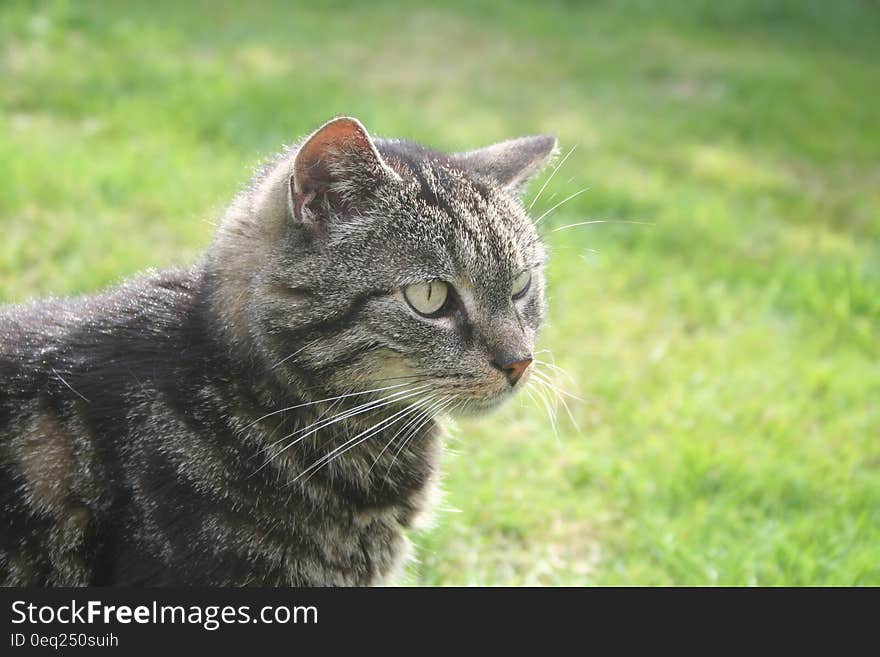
[0,116,556,586]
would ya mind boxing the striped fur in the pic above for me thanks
[0,117,556,586]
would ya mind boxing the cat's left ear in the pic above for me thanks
[452,134,558,195]
[289,116,398,225]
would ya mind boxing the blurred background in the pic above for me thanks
[1,0,878,585]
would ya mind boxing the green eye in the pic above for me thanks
[512,270,532,299]
[404,280,450,316]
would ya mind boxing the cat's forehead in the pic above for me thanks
[381,157,540,275]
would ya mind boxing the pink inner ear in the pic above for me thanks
[290,116,388,223]
[302,118,370,160]
[294,118,375,191]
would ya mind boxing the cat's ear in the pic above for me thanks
[452,135,558,195]
[289,116,397,224]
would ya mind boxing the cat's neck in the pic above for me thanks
[188,267,442,509]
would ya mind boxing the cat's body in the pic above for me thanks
[0,117,555,586]
[1,266,439,585]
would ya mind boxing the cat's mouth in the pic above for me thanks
[327,350,532,418]
[452,395,509,416]
[437,369,533,417]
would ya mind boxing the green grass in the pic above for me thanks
[2,0,879,585]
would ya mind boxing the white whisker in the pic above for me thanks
[528,144,577,211]
[529,378,559,440]
[255,384,429,457]
[534,187,591,225]
[384,395,458,480]
[51,368,90,403]
[291,399,429,486]
[268,338,320,371]
[243,380,422,432]
[532,367,581,401]
[368,394,445,475]
[531,370,581,433]
[533,357,578,389]
[252,384,432,474]
[551,219,653,232]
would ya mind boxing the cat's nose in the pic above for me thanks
[492,355,533,386]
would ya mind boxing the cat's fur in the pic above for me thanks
[0,117,555,586]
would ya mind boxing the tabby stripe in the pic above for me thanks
[277,288,387,347]
[309,341,383,375]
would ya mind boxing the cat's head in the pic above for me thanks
[213,116,556,416]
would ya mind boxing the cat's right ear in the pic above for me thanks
[452,134,558,196]
[288,116,398,225]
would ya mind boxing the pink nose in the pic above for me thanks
[493,356,533,386]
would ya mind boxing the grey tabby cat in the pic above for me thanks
[0,116,556,586]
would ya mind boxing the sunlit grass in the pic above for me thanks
[2,0,878,585]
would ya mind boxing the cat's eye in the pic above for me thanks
[403,280,450,317]
[512,270,532,299]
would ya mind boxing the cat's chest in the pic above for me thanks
[251,483,436,586]
[245,452,441,586]
[230,416,444,585]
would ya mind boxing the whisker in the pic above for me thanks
[368,394,445,475]
[262,384,431,452]
[558,394,580,433]
[253,396,401,462]
[531,370,581,433]
[531,365,581,400]
[267,338,320,371]
[364,373,433,383]
[534,187,591,225]
[291,399,430,486]
[51,368,90,403]
[528,144,577,211]
[551,219,654,232]
[529,378,559,440]
[252,384,432,473]
[384,395,458,481]
[523,386,541,411]
[533,357,578,388]
[243,380,423,431]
